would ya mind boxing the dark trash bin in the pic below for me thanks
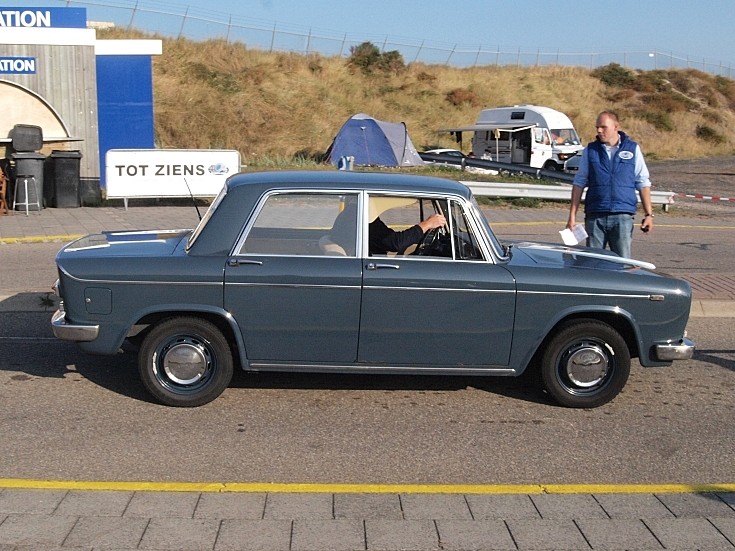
[11,152,45,211]
[10,124,43,152]
[45,150,82,208]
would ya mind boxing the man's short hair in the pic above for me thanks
[598,110,620,123]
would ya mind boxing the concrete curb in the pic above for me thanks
[689,299,735,318]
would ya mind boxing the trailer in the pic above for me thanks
[439,105,583,171]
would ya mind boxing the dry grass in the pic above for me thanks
[99,29,735,164]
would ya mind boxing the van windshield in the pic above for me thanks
[550,128,581,146]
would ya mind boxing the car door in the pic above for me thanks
[224,191,362,363]
[358,195,517,367]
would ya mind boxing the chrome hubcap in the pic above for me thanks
[160,340,210,385]
[563,343,610,387]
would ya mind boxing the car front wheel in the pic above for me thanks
[138,317,233,407]
[540,319,630,408]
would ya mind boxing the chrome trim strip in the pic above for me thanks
[58,266,222,287]
[518,290,651,299]
[363,286,513,294]
[226,282,360,290]
[247,362,516,375]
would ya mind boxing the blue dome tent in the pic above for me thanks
[326,114,425,167]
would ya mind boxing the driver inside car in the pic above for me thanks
[369,212,446,255]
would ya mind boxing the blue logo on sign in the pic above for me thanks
[208,163,230,175]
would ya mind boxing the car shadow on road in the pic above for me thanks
[2,345,555,408]
[693,349,735,372]
[0,307,554,407]
[229,369,555,406]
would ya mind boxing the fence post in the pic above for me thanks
[127,0,138,30]
[413,40,424,64]
[177,6,188,39]
[269,24,276,53]
[446,44,456,65]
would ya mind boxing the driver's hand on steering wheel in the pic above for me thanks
[418,213,447,234]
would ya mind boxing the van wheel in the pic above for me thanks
[540,319,630,408]
[138,317,233,407]
[543,161,560,171]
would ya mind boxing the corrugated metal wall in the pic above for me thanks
[1,42,100,183]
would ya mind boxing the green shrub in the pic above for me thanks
[639,110,674,132]
[187,62,240,94]
[348,41,405,75]
[591,63,636,87]
[695,125,725,144]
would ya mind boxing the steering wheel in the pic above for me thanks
[412,226,445,256]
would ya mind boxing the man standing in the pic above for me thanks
[566,110,654,258]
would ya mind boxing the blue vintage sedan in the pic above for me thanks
[52,171,694,408]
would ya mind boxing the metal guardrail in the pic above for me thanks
[464,181,676,210]
[420,153,676,209]
[420,152,574,182]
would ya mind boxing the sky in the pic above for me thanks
[3,0,734,74]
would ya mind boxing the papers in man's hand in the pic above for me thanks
[559,225,588,246]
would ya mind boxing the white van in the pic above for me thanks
[439,105,583,171]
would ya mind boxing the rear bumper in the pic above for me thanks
[655,337,695,361]
[51,309,99,342]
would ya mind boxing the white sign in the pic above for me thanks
[105,149,241,199]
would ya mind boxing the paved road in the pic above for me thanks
[0,201,734,550]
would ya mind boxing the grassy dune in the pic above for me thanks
[99,29,735,166]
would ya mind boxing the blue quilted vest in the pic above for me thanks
[585,132,638,215]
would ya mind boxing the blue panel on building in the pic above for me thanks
[96,55,155,186]
[0,7,87,28]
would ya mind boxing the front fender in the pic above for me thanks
[511,303,642,374]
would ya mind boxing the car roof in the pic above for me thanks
[225,170,472,198]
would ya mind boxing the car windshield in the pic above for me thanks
[550,128,581,146]
[186,186,227,250]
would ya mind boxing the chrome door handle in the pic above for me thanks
[228,258,263,266]
[366,262,400,270]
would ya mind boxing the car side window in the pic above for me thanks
[238,192,358,256]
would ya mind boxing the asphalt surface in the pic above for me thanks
[0,197,734,550]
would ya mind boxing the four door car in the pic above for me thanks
[52,171,694,407]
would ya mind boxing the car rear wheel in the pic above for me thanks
[138,317,233,407]
[540,319,630,408]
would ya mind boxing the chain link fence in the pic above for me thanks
[64,0,734,78]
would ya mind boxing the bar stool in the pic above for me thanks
[12,174,41,216]
[0,168,8,215]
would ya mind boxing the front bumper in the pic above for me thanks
[51,309,99,342]
[655,337,696,361]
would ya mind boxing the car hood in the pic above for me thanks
[59,229,192,258]
[503,240,656,271]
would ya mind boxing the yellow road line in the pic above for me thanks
[0,235,83,244]
[1,479,733,494]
